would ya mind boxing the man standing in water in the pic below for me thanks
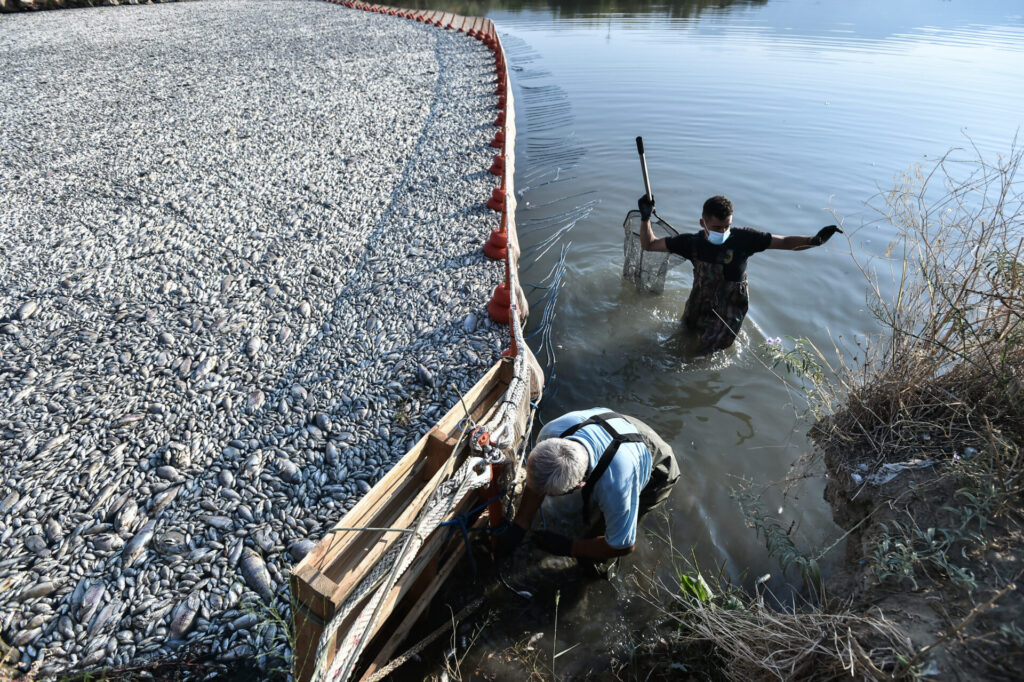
[495,408,679,578]
[638,194,842,353]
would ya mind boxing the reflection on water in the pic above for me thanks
[398,0,1024,676]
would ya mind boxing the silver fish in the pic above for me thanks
[87,484,117,515]
[37,433,69,457]
[289,539,316,563]
[122,520,157,567]
[149,485,181,514]
[80,584,106,624]
[89,600,121,637]
[18,581,57,601]
[115,500,139,534]
[169,595,200,638]
[13,627,42,647]
[239,549,274,602]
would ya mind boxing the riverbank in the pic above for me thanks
[0,0,508,676]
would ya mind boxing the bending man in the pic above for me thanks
[497,408,679,576]
[638,194,842,353]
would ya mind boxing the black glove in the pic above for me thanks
[533,530,573,557]
[637,195,655,221]
[493,523,526,559]
[810,224,843,246]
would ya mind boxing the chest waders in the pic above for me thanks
[558,412,645,521]
[683,260,750,352]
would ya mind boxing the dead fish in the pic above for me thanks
[277,459,301,484]
[36,433,69,457]
[11,386,33,405]
[13,627,42,647]
[79,584,106,624]
[87,483,117,515]
[192,356,217,380]
[227,539,244,567]
[114,413,145,428]
[15,300,38,321]
[70,579,89,612]
[0,491,20,514]
[201,515,233,530]
[105,490,132,521]
[289,539,316,563]
[18,581,57,601]
[154,529,188,555]
[149,485,181,514]
[45,518,63,543]
[122,520,157,567]
[244,337,262,358]
[91,533,125,552]
[155,466,182,482]
[88,600,121,637]
[169,594,201,638]
[115,499,139,533]
[24,535,47,554]
[245,390,265,414]
[239,549,274,602]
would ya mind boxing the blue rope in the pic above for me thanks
[439,493,504,582]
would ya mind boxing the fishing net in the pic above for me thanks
[622,209,680,293]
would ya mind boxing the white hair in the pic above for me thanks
[526,438,588,496]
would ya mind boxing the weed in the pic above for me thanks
[872,520,979,593]
[732,486,822,595]
[630,531,914,681]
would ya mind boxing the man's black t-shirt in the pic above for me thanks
[664,227,772,282]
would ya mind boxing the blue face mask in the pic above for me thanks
[706,227,731,245]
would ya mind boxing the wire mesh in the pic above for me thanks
[622,209,679,294]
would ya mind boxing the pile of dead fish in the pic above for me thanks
[0,0,506,676]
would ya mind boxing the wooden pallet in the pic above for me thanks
[290,357,516,682]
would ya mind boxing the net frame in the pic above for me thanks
[622,209,681,293]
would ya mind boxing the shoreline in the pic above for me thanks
[0,0,513,675]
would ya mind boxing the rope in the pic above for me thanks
[311,454,492,682]
[362,597,485,682]
[437,493,503,582]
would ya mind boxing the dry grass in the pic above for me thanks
[629,555,915,682]
[810,140,1024,470]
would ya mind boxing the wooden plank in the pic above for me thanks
[290,359,515,682]
[326,450,465,607]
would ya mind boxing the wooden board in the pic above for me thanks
[291,358,513,682]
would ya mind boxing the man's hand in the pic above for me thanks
[810,224,843,246]
[533,530,573,557]
[637,195,655,222]
[493,524,526,559]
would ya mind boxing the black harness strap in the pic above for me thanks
[559,412,645,519]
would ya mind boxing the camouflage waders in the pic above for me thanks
[682,259,750,353]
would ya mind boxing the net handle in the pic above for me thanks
[636,136,653,203]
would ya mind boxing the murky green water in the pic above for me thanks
[407,0,1024,675]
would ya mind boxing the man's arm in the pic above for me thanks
[640,217,669,252]
[510,483,545,531]
[768,225,843,251]
[768,234,815,251]
[637,195,668,252]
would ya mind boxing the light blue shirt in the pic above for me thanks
[537,408,653,549]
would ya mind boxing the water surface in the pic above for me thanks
[416,0,1024,674]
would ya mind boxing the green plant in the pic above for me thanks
[240,576,297,677]
[761,336,828,385]
[871,519,979,593]
[732,487,822,594]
